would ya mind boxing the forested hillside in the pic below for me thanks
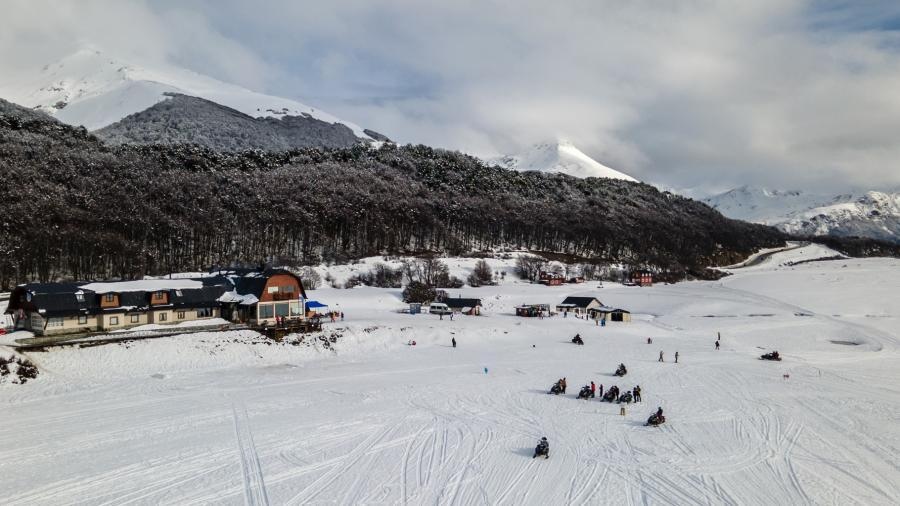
[0,98,786,286]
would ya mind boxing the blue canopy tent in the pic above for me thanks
[305,300,329,314]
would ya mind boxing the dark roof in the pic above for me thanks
[559,296,601,308]
[171,285,230,308]
[444,297,482,308]
[226,268,307,300]
[6,272,266,317]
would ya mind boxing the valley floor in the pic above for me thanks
[1,246,899,505]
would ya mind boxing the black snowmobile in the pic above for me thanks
[549,382,563,395]
[571,334,584,345]
[646,413,666,426]
[760,351,782,361]
[614,364,627,377]
[617,391,633,404]
[602,389,618,402]
[533,437,550,459]
[577,385,593,400]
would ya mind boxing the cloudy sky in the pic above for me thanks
[3,0,900,193]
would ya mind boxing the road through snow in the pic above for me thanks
[1,248,899,505]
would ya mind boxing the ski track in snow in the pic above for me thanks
[1,250,899,505]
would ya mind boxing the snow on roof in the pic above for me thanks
[217,291,258,305]
[81,279,204,294]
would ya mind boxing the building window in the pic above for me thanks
[158,312,168,322]
[197,308,212,318]
[290,301,303,317]
[275,302,289,317]
[258,304,274,319]
[153,291,166,301]
[175,289,183,296]
[75,292,84,302]
[110,316,119,325]
[78,315,87,325]
[47,317,64,327]
[177,311,185,319]
[105,294,115,303]
[131,315,140,323]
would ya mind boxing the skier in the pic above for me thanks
[675,351,679,363]
[658,351,664,362]
[715,340,720,350]
[590,381,596,398]
[633,385,641,402]
[452,337,457,348]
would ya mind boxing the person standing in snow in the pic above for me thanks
[658,351,664,362]
[675,351,679,363]
[715,340,720,350]
[647,337,653,344]
[451,337,457,348]
[590,381,596,398]
[341,312,345,321]
[561,377,567,394]
[598,383,604,398]
[633,385,641,402]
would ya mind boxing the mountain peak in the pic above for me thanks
[490,141,638,182]
[0,47,373,139]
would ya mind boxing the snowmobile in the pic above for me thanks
[549,382,563,395]
[533,437,550,459]
[614,364,627,376]
[602,389,618,402]
[760,351,782,361]
[571,335,584,345]
[577,385,593,400]
[646,413,666,426]
[617,391,633,404]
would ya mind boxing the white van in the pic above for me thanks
[428,302,451,315]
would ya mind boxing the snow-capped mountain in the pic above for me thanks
[490,141,638,182]
[0,47,373,140]
[704,186,900,243]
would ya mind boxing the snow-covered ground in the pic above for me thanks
[2,247,899,504]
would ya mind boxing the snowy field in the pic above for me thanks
[1,245,899,505]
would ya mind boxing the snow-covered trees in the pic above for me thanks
[467,259,494,287]
[0,97,795,287]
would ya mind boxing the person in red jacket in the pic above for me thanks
[590,381,596,398]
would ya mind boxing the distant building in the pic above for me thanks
[444,297,482,315]
[538,271,565,286]
[515,304,551,317]
[6,269,306,336]
[555,296,602,315]
[588,306,632,322]
[628,270,653,287]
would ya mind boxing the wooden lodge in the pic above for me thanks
[538,271,565,286]
[6,269,309,336]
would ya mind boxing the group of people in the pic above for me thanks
[657,350,680,363]
[565,380,641,404]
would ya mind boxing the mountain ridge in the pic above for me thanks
[489,141,638,181]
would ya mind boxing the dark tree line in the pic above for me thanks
[0,98,788,288]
